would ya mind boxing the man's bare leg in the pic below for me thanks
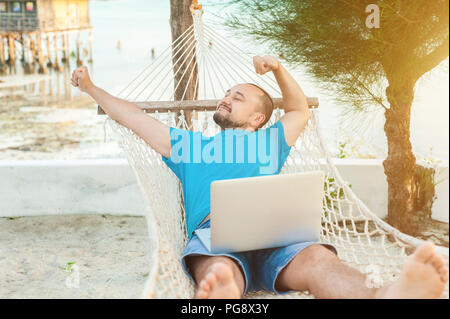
[276,242,449,299]
[187,255,244,299]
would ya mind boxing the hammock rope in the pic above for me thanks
[102,3,449,299]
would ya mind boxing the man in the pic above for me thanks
[72,55,448,299]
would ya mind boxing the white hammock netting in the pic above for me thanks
[102,7,449,298]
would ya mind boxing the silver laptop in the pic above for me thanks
[195,171,325,253]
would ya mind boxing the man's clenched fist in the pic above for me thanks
[253,55,280,76]
[71,66,94,93]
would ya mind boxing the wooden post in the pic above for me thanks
[21,33,32,74]
[53,33,62,71]
[7,35,12,65]
[13,34,18,73]
[76,30,82,67]
[36,32,47,74]
[8,34,16,72]
[66,32,71,64]
[88,29,93,63]
[20,33,25,63]
[26,33,35,73]
[170,0,199,129]
[46,33,53,68]
[61,32,67,63]
[29,33,37,68]
[0,35,6,74]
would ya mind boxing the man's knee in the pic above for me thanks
[290,244,339,270]
[276,244,337,292]
[280,245,337,277]
[294,244,338,268]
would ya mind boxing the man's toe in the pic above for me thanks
[413,242,435,263]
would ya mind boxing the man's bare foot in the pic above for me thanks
[376,242,449,299]
[195,262,241,299]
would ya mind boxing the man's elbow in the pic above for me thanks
[303,107,310,120]
[297,107,310,125]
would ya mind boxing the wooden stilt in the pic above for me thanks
[36,32,47,74]
[46,33,53,68]
[0,35,6,74]
[20,34,25,63]
[6,35,12,65]
[7,34,17,73]
[13,34,18,73]
[29,33,37,66]
[88,29,93,63]
[66,32,71,64]
[76,30,82,67]
[61,32,68,63]
[21,33,32,74]
[53,33,62,71]
[26,33,36,73]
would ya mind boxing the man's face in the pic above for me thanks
[213,84,264,130]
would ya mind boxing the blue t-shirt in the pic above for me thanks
[162,120,291,238]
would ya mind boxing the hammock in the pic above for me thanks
[100,5,449,299]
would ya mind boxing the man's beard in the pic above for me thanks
[213,111,246,130]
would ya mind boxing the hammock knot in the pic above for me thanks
[190,0,203,15]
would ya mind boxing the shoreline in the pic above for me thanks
[0,73,52,89]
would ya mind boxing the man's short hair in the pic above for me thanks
[246,83,274,129]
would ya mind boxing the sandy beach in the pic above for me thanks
[0,214,151,298]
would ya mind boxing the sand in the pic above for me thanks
[0,214,151,299]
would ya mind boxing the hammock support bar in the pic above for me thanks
[97,97,320,115]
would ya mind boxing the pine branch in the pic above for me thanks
[414,36,449,78]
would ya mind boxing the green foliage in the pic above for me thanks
[60,261,76,273]
[337,141,348,159]
[218,0,449,110]
[324,176,351,216]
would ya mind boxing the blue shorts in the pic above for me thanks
[181,220,338,295]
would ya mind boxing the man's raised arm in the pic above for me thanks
[71,66,171,158]
[253,56,310,146]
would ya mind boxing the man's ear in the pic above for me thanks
[252,112,266,129]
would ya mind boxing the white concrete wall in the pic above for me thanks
[0,159,146,217]
[331,159,449,223]
[331,159,388,219]
[431,163,449,223]
[0,159,448,222]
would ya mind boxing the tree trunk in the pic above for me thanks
[383,77,418,235]
[170,0,198,129]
